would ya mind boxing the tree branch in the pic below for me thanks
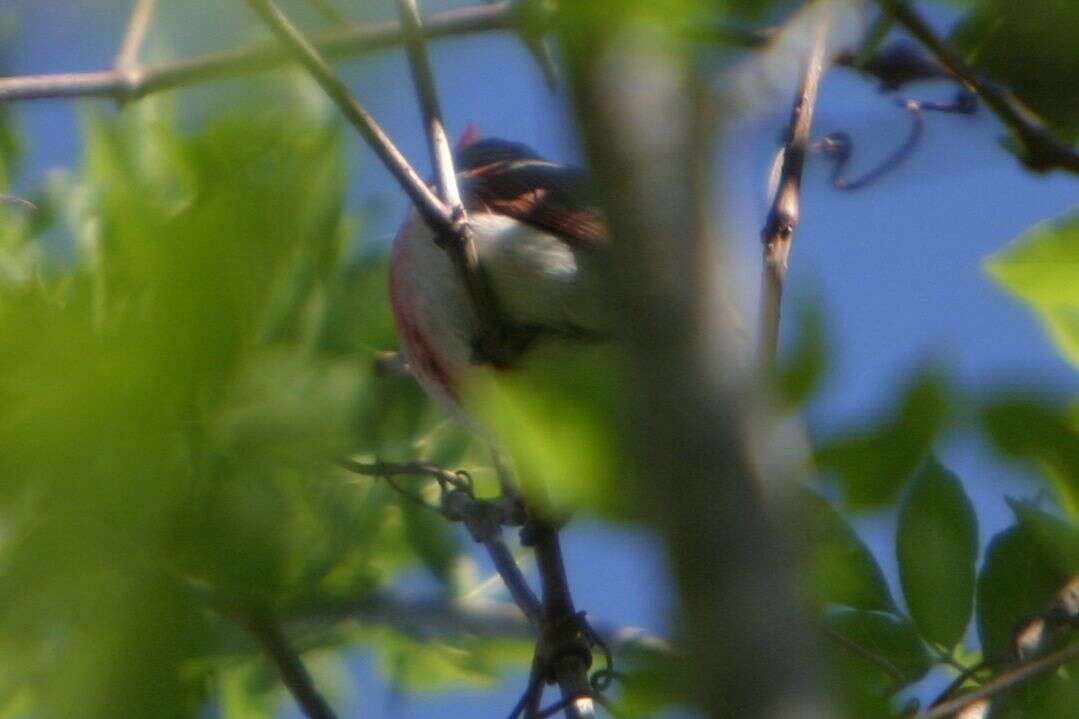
[920,642,1079,719]
[0,2,515,103]
[245,610,338,719]
[114,0,156,73]
[395,0,508,363]
[240,0,454,237]
[564,8,834,717]
[879,0,1079,174]
[758,19,828,371]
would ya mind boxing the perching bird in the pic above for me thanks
[389,132,613,418]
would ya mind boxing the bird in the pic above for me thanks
[388,131,614,420]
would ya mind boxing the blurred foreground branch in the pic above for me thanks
[562,7,833,716]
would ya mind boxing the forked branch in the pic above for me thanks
[758,20,829,371]
[395,0,508,363]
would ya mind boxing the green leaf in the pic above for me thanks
[794,487,895,612]
[823,608,933,708]
[817,369,951,509]
[975,508,1078,659]
[983,396,1079,518]
[777,303,828,409]
[896,458,979,648]
[985,209,1079,368]
[950,0,1079,144]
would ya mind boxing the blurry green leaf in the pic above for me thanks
[983,396,1079,517]
[951,0,1079,144]
[817,369,951,509]
[0,108,22,190]
[896,458,978,648]
[617,645,690,719]
[471,343,626,518]
[975,507,1078,659]
[823,607,933,713]
[371,629,532,693]
[217,661,281,719]
[795,487,895,612]
[1008,500,1079,572]
[400,499,463,590]
[778,303,828,408]
[985,209,1079,368]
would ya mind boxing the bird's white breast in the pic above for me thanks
[389,210,602,414]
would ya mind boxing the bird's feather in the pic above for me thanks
[456,139,609,250]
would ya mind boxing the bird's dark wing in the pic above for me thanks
[456,138,608,250]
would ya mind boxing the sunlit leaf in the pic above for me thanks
[985,209,1079,368]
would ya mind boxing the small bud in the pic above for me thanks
[956,699,991,719]
[1014,617,1047,661]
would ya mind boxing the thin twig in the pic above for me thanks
[822,625,909,689]
[0,3,514,103]
[114,0,156,72]
[341,458,463,490]
[395,0,507,363]
[919,642,1079,719]
[245,610,338,719]
[241,0,454,236]
[879,0,1079,174]
[757,19,829,371]
[483,535,543,625]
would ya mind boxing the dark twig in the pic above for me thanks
[880,0,1079,174]
[241,0,455,236]
[530,519,595,719]
[758,19,828,371]
[342,458,541,625]
[395,0,508,364]
[815,89,976,191]
[245,610,338,719]
[919,642,1079,719]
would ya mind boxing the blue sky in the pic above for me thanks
[5,1,1077,717]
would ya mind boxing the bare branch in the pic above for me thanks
[241,0,454,237]
[880,0,1079,174]
[0,3,515,104]
[758,19,828,371]
[114,0,156,73]
[395,0,508,363]
[245,610,338,719]
[920,642,1079,719]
